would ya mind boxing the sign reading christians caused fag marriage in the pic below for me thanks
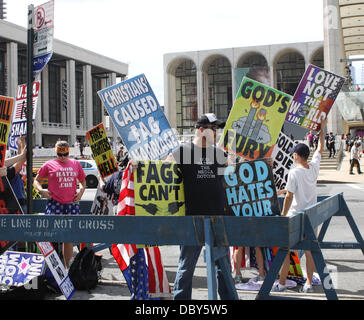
[285,64,345,131]
[223,159,280,217]
[134,161,185,216]
[219,77,292,161]
[86,123,118,178]
[98,74,179,160]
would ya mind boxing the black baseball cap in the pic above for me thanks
[195,113,225,129]
[291,143,310,159]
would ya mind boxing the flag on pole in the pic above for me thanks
[111,162,171,299]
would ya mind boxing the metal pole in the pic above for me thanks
[26,4,34,215]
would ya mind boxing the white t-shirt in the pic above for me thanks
[286,151,321,216]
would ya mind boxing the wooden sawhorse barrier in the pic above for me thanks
[1,193,362,300]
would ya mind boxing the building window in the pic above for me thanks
[18,53,27,85]
[0,45,6,95]
[92,76,102,126]
[175,60,197,134]
[76,70,83,127]
[206,57,232,122]
[276,52,305,95]
[48,64,61,123]
[311,48,324,69]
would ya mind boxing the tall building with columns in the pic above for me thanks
[164,41,324,137]
[164,0,364,137]
[0,19,128,147]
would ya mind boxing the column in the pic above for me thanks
[108,72,118,144]
[196,69,204,117]
[83,64,93,131]
[6,42,18,98]
[323,0,346,134]
[66,60,76,144]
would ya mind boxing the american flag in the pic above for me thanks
[111,161,171,299]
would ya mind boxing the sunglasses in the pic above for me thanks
[201,126,218,131]
[57,152,69,157]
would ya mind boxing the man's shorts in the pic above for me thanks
[45,199,80,215]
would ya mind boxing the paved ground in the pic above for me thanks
[7,150,364,303]
[45,149,364,301]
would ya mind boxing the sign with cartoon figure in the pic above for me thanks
[218,77,292,161]
[86,123,118,179]
[223,159,280,217]
[97,74,179,160]
[285,64,345,131]
[134,161,185,216]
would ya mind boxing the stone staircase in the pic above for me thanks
[308,149,340,170]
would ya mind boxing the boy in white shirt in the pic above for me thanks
[273,117,328,293]
[349,141,363,175]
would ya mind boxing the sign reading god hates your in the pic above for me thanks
[223,159,280,217]
[98,74,179,160]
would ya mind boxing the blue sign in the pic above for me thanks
[98,74,179,160]
[33,53,52,78]
[0,251,46,287]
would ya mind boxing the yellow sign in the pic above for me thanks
[86,123,118,178]
[0,95,14,167]
[134,160,185,216]
[218,77,292,161]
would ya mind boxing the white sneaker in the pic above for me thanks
[272,283,286,292]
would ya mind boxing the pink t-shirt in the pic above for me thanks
[38,158,86,204]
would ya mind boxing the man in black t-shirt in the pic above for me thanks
[169,113,236,300]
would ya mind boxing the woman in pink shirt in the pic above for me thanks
[34,141,86,269]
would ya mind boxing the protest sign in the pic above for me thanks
[218,77,291,161]
[285,64,345,131]
[97,74,179,160]
[8,82,40,152]
[271,131,296,191]
[223,159,280,217]
[0,177,23,255]
[0,251,46,287]
[134,161,185,216]
[37,241,74,300]
[90,182,114,216]
[0,95,14,167]
[86,123,118,178]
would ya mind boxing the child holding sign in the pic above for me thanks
[273,117,328,293]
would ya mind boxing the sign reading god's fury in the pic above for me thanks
[97,74,179,160]
[218,77,291,161]
[86,123,118,178]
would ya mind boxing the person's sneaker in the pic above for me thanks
[299,284,314,293]
[250,275,265,283]
[350,172,355,175]
[271,283,286,292]
[234,275,243,284]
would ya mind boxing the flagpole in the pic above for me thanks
[26,4,34,215]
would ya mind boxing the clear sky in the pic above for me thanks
[6,0,325,105]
